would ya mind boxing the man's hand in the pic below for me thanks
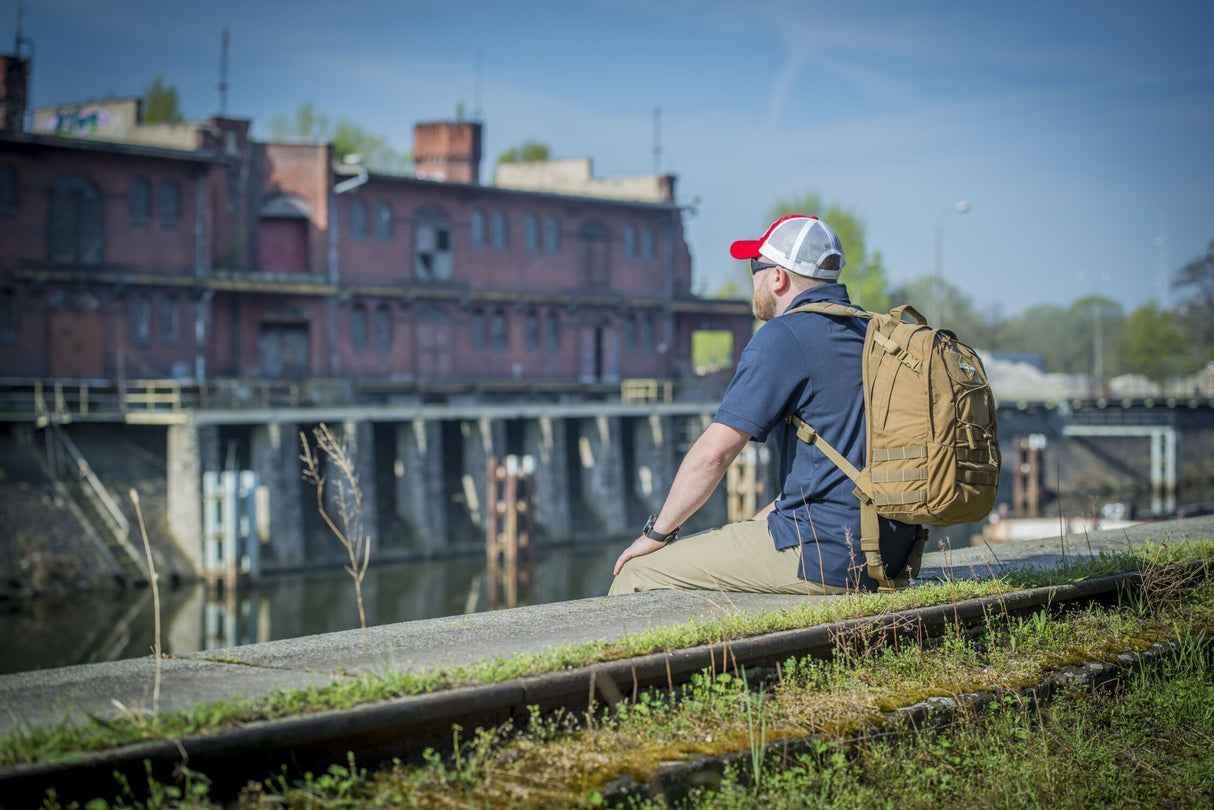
[613,535,668,576]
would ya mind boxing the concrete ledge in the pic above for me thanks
[1,515,1211,738]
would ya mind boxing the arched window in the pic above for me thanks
[375,202,393,242]
[524,214,539,253]
[470,209,486,248]
[160,294,180,345]
[623,225,636,261]
[525,310,540,350]
[130,293,151,345]
[578,220,610,287]
[414,207,453,281]
[543,216,560,254]
[470,308,486,349]
[545,311,561,351]
[130,177,150,225]
[350,303,368,349]
[349,198,367,239]
[490,309,508,350]
[374,304,392,349]
[159,180,180,227]
[491,211,509,250]
[49,174,103,265]
[641,227,657,260]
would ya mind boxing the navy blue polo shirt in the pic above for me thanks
[713,284,917,590]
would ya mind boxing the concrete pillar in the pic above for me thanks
[460,417,504,538]
[631,413,676,520]
[340,419,379,558]
[576,415,627,536]
[525,416,572,541]
[165,423,218,577]
[396,419,446,554]
[250,422,304,569]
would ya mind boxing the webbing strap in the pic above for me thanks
[785,414,866,490]
[872,445,927,462]
[871,467,928,484]
[959,469,1000,487]
[957,446,993,464]
[871,330,922,372]
[873,489,927,507]
[859,502,897,592]
[785,302,874,320]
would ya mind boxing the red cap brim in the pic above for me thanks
[728,215,814,261]
[729,239,762,260]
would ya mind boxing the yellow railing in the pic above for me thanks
[620,378,673,405]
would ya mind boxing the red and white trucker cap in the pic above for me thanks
[729,215,847,280]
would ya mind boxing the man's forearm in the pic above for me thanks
[651,422,750,533]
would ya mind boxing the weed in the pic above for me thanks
[300,425,372,632]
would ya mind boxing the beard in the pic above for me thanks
[752,286,778,321]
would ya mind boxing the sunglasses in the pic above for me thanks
[750,258,779,274]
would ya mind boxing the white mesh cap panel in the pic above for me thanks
[759,217,846,279]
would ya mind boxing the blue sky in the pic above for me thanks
[8,0,1214,316]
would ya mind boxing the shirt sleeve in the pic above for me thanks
[713,320,808,443]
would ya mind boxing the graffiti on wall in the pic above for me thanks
[45,107,113,137]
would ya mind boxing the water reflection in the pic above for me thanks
[1,543,622,675]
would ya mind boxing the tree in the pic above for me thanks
[764,193,891,311]
[270,102,410,174]
[142,73,183,124]
[1119,302,1191,383]
[1173,240,1214,366]
[497,140,551,166]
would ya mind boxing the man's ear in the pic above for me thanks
[771,266,793,294]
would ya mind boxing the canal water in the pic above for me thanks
[1,543,623,675]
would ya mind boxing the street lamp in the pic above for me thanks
[932,200,970,325]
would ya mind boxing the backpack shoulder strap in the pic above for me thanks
[784,302,875,320]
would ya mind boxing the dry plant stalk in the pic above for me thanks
[300,424,372,631]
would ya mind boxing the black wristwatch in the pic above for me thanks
[642,514,679,543]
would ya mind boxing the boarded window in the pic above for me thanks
[49,175,103,265]
[414,207,453,281]
[623,225,636,261]
[546,311,560,351]
[159,180,180,227]
[130,177,150,224]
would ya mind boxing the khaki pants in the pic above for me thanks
[609,519,850,596]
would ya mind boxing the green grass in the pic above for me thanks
[2,539,1211,772]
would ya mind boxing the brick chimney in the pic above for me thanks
[0,55,29,133]
[413,121,483,184]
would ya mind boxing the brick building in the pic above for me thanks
[0,79,752,401]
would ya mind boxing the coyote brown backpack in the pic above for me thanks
[784,302,1001,591]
